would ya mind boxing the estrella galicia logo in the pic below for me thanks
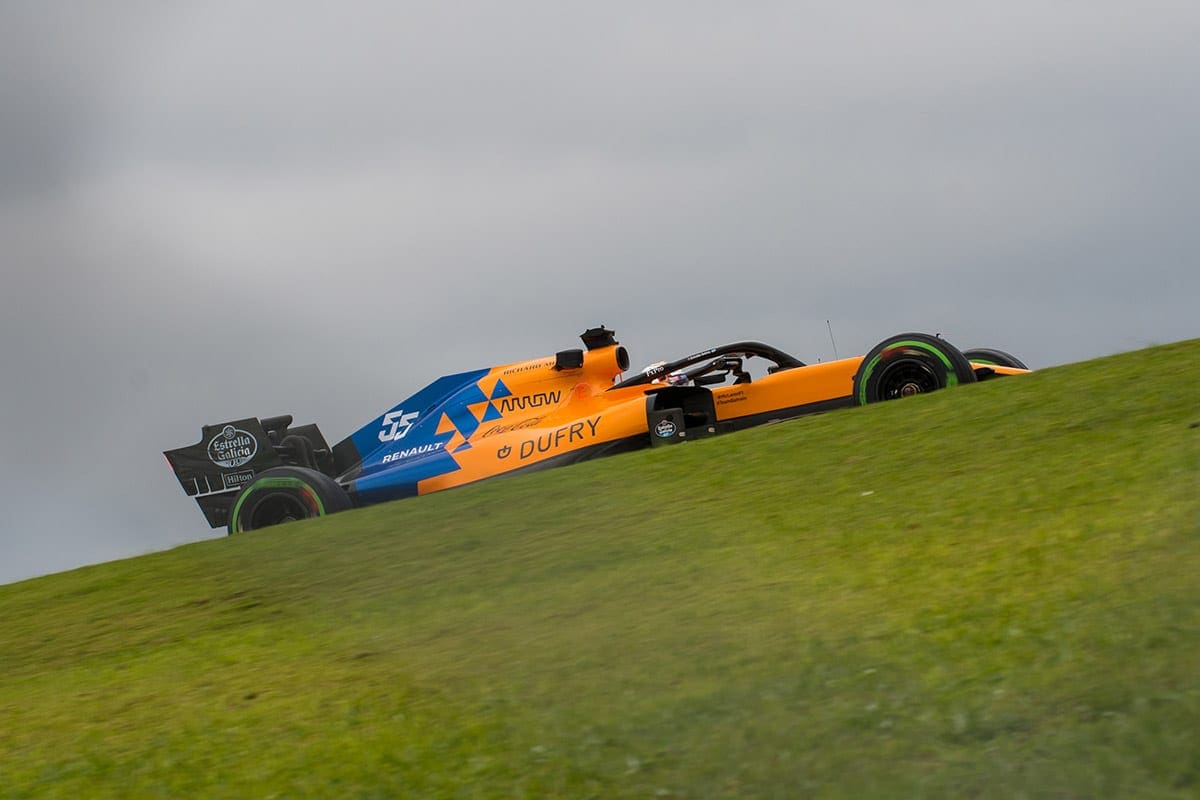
[654,419,678,439]
[207,425,258,468]
[379,409,419,442]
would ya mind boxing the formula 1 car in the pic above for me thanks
[165,328,1028,533]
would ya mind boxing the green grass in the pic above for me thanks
[2,340,1198,799]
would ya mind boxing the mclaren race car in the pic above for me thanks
[166,328,1028,533]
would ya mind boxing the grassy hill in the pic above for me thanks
[2,340,1197,799]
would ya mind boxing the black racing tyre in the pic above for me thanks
[227,466,352,534]
[853,333,976,405]
[962,348,1029,370]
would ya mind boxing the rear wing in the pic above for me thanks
[164,415,332,528]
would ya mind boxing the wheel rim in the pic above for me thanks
[876,358,940,400]
[248,491,316,528]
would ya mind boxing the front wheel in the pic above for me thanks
[227,466,352,534]
[853,333,976,405]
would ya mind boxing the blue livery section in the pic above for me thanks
[341,368,489,504]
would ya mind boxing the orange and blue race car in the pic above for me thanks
[165,327,1029,533]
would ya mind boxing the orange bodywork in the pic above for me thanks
[418,345,649,493]
[419,347,865,494]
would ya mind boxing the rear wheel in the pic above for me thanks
[853,333,976,405]
[962,348,1028,370]
[227,466,352,534]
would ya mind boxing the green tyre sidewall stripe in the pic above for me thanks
[857,340,960,405]
[231,476,327,533]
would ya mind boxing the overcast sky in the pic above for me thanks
[2,2,1197,584]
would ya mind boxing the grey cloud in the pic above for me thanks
[0,3,164,197]
[92,3,1199,164]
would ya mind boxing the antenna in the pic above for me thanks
[826,320,839,360]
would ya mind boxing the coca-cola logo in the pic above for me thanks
[207,425,258,468]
